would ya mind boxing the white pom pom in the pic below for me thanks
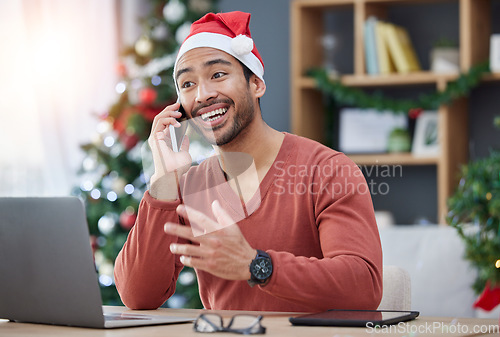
[231,35,254,56]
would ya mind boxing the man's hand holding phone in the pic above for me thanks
[148,101,191,201]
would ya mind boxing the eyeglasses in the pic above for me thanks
[193,313,266,334]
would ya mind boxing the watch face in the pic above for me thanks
[251,257,272,280]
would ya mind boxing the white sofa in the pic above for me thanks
[379,225,479,317]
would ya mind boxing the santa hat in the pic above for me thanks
[174,11,264,86]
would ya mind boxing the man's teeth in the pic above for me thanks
[201,108,227,122]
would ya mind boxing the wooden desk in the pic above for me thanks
[0,306,498,337]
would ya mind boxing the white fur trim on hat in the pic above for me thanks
[174,32,264,89]
[231,35,254,56]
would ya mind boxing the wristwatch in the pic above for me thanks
[248,250,273,287]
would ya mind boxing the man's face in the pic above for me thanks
[175,48,258,146]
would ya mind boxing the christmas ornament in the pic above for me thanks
[473,281,500,311]
[101,171,118,190]
[189,0,211,13]
[408,108,423,119]
[152,24,169,40]
[111,177,127,194]
[120,133,140,151]
[163,0,186,23]
[135,35,153,57]
[116,62,127,77]
[98,213,116,235]
[139,87,157,105]
[90,235,99,255]
[175,22,192,45]
[120,207,137,230]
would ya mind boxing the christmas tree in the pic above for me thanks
[72,0,218,308]
[447,116,500,311]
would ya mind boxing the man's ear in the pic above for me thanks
[250,75,266,99]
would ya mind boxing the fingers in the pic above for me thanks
[166,223,219,272]
[149,102,183,147]
[151,102,182,132]
[164,222,196,242]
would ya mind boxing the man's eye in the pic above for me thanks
[213,72,226,79]
[181,81,194,88]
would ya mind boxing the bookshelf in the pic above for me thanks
[290,0,498,223]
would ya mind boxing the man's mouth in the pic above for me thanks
[200,107,228,122]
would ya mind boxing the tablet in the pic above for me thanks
[289,309,419,327]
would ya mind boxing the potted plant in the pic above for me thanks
[431,37,460,74]
[387,127,411,153]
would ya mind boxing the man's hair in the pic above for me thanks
[239,60,253,83]
[238,60,261,107]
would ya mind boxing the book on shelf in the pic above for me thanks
[383,23,421,73]
[375,21,396,74]
[364,16,379,75]
[365,18,421,75]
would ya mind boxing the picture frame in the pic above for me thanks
[491,34,500,72]
[412,111,440,156]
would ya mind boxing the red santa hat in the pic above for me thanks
[174,11,265,85]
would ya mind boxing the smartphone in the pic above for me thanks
[169,102,188,152]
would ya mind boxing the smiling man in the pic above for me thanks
[114,11,383,312]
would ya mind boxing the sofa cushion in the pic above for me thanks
[379,226,477,317]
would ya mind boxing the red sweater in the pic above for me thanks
[114,133,383,312]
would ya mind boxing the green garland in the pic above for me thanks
[308,62,490,114]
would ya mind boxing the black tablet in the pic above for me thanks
[289,309,419,327]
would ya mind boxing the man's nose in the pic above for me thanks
[196,81,218,103]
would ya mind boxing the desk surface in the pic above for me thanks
[0,306,498,337]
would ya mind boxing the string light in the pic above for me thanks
[151,75,162,86]
[115,82,126,94]
[107,191,118,202]
[90,189,101,200]
[124,184,135,195]
[495,260,500,269]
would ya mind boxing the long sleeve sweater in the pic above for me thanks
[114,133,383,312]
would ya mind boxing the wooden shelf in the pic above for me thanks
[347,153,439,166]
[483,72,500,82]
[298,71,500,89]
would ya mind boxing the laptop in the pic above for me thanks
[0,197,195,328]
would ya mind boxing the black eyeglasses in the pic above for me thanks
[193,313,266,334]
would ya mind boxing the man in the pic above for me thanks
[114,11,382,312]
